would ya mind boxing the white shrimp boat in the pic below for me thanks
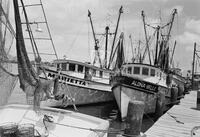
[0,104,109,137]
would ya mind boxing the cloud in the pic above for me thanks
[185,19,200,34]
[176,31,200,47]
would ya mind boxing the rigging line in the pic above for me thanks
[0,3,16,37]
[24,116,122,135]
[40,0,58,60]
[0,63,18,77]
[20,0,37,60]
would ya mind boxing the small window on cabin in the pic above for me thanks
[127,67,132,74]
[61,63,67,71]
[69,63,76,71]
[142,67,149,76]
[78,65,83,73]
[150,69,155,76]
[92,69,96,76]
[123,68,127,73]
[99,71,103,78]
[57,64,60,69]
[133,67,140,74]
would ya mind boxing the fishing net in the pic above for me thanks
[13,0,57,110]
[0,123,18,137]
[16,124,35,137]
[0,123,35,137]
[0,0,18,106]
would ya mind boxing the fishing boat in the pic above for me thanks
[111,9,179,120]
[0,1,110,137]
[39,59,114,107]
[169,67,186,98]
[38,6,124,107]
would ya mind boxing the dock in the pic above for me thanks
[145,91,200,137]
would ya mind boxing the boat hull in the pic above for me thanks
[0,104,109,137]
[40,68,114,107]
[112,76,171,120]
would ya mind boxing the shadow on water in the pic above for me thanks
[59,101,155,137]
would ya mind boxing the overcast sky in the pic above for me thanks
[10,0,200,71]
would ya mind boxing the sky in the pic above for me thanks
[8,0,200,72]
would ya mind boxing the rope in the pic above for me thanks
[0,63,18,77]
[60,82,78,111]
[191,125,200,137]
[166,112,184,124]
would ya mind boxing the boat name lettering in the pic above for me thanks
[131,80,157,91]
[47,72,86,86]
[131,80,146,88]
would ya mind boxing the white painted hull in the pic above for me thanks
[39,68,114,107]
[0,104,109,137]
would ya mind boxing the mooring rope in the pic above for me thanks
[23,114,145,137]
[166,112,184,124]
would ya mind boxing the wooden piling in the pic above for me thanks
[197,90,200,109]
[124,100,145,137]
[155,91,165,120]
[171,86,178,104]
[178,85,184,98]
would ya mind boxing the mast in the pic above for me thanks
[154,26,160,65]
[129,35,134,62]
[104,26,109,68]
[164,9,177,48]
[108,6,123,69]
[170,40,176,65]
[141,10,151,65]
[88,10,102,68]
[192,42,196,90]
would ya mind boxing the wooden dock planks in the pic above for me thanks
[145,91,200,137]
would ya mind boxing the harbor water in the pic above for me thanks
[65,101,155,137]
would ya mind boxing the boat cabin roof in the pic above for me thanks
[54,59,112,73]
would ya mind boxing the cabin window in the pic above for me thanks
[92,69,96,76]
[99,71,103,78]
[127,67,132,74]
[61,63,67,71]
[133,67,140,74]
[150,69,155,76]
[69,63,76,71]
[123,68,127,73]
[142,67,149,76]
[78,65,84,73]
[57,64,60,69]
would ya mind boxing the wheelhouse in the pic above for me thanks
[121,63,167,82]
[54,59,113,79]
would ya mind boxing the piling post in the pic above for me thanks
[124,100,145,137]
[155,92,165,120]
[197,90,200,109]
[171,86,178,104]
[178,85,184,98]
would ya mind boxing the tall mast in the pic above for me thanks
[141,10,151,65]
[154,26,160,65]
[129,35,134,62]
[88,10,102,68]
[104,26,109,68]
[192,42,196,89]
[108,6,123,69]
[163,9,177,48]
[170,40,176,65]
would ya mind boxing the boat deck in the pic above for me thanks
[145,90,200,137]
